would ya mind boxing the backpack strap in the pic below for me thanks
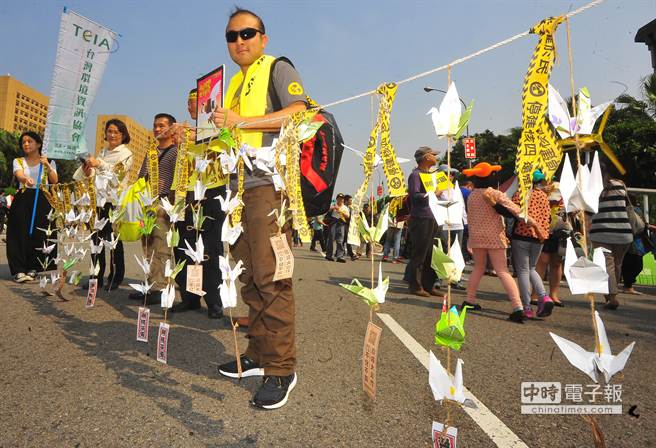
[268,57,294,112]
[268,57,318,111]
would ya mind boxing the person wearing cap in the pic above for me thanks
[437,164,467,290]
[461,162,544,323]
[511,170,553,319]
[325,193,350,262]
[405,146,442,297]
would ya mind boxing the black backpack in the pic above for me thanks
[269,57,344,217]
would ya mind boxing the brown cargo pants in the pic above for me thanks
[232,185,296,376]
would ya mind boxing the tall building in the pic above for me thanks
[0,75,48,135]
[94,114,150,157]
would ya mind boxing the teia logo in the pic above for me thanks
[73,24,111,50]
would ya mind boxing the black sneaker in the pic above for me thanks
[460,300,482,311]
[250,373,297,410]
[336,258,346,263]
[508,309,525,324]
[218,354,264,379]
[325,256,334,261]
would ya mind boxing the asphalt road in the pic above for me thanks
[0,241,654,447]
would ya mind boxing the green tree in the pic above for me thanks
[0,128,79,185]
[0,129,21,188]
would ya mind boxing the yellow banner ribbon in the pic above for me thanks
[515,16,564,211]
[348,83,402,245]
[147,138,160,199]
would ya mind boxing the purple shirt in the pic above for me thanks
[408,168,433,219]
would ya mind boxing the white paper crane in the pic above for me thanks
[36,242,56,255]
[64,225,78,238]
[342,143,411,168]
[222,218,243,245]
[138,190,158,207]
[193,179,207,201]
[89,261,100,277]
[548,85,612,139]
[429,351,476,408]
[160,197,185,223]
[219,144,253,174]
[103,233,119,251]
[218,255,245,309]
[93,217,109,232]
[559,152,604,213]
[65,210,80,223]
[134,254,153,276]
[426,82,472,139]
[72,193,91,207]
[550,311,635,383]
[563,238,609,295]
[249,139,280,173]
[194,155,211,173]
[129,280,154,296]
[78,210,92,224]
[182,235,205,264]
[160,284,176,309]
[217,189,242,214]
[90,240,104,255]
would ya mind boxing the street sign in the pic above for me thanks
[464,137,476,159]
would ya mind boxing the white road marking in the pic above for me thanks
[377,313,529,448]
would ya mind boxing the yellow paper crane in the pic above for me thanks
[558,106,626,175]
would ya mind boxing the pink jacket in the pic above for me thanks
[466,188,520,249]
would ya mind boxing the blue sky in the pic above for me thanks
[1,0,654,194]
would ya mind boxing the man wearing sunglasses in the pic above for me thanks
[214,8,307,411]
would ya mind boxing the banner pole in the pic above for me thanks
[28,164,43,236]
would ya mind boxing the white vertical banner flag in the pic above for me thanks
[43,9,118,159]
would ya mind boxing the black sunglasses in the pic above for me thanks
[225,27,263,43]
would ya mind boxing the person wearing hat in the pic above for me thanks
[405,146,442,297]
[325,193,350,262]
[511,170,553,319]
[461,162,544,323]
[437,164,466,290]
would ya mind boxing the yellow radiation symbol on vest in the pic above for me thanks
[288,82,303,96]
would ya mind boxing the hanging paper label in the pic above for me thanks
[432,422,458,448]
[85,278,98,308]
[362,321,382,400]
[136,307,150,342]
[270,234,294,281]
[156,322,170,364]
[515,16,564,211]
[186,264,204,296]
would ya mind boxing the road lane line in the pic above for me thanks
[377,313,529,448]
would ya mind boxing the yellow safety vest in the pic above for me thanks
[224,54,276,148]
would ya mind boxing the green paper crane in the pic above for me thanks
[435,298,471,351]
[340,262,389,308]
[358,204,389,243]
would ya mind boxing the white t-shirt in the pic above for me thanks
[331,203,350,222]
[13,157,57,189]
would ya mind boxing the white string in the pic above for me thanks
[230,0,604,129]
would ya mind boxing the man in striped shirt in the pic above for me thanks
[129,113,178,303]
[590,177,633,310]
